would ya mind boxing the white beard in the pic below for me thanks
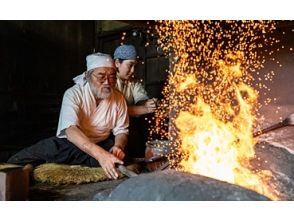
[89,81,113,99]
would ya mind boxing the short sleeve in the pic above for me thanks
[112,97,129,136]
[56,88,81,137]
[133,82,149,104]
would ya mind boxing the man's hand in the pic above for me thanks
[96,149,123,179]
[65,126,124,180]
[110,146,125,160]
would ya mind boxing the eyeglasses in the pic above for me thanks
[92,73,117,84]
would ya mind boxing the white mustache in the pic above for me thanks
[102,87,111,92]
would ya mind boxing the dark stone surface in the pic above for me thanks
[251,142,294,200]
[103,170,270,201]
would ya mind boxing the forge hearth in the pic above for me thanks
[93,142,294,201]
[28,140,294,201]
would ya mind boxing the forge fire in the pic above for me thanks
[152,21,280,200]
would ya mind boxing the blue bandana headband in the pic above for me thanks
[113,44,137,60]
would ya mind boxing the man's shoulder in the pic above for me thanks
[64,84,85,96]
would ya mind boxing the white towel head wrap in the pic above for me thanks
[73,52,115,85]
[86,52,115,71]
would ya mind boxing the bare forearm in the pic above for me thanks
[65,125,123,180]
[127,105,149,117]
[114,133,128,150]
[65,125,103,159]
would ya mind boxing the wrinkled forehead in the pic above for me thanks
[92,67,116,75]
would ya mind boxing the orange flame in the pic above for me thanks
[175,72,274,198]
[175,57,277,200]
[153,21,279,200]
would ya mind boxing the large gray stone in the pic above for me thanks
[251,142,294,200]
[106,170,270,201]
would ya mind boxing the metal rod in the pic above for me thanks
[253,121,286,137]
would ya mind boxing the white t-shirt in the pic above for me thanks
[57,82,129,143]
[116,78,149,105]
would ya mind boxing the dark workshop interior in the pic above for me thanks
[0,20,168,161]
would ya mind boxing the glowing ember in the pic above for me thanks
[153,20,279,200]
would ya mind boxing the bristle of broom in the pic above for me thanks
[33,163,140,185]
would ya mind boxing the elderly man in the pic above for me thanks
[8,52,129,179]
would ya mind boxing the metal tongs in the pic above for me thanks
[116,155,169,178]
[131,155,166,163]
[116,164,138,177]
